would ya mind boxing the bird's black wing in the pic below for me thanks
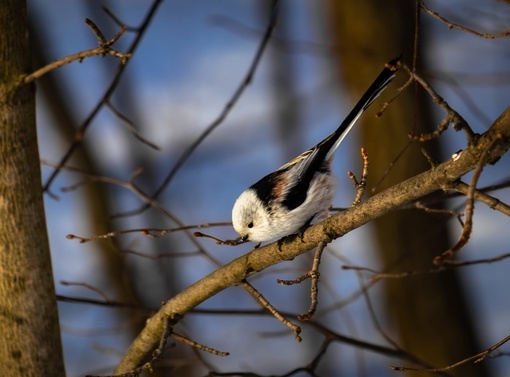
[280,56,401,211]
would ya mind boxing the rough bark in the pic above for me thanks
[0,1,66,376]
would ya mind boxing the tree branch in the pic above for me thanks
[114,105,510,374]
[21,19,130,85]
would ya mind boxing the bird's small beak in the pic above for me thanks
[241,235,249,243]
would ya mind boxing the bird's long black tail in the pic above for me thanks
[326,55,401,160]
[279,56,401,211]
[293,56,401,189]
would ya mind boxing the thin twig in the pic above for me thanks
[419,0,510,39]
[193,231,244,246]
[171,331,229,357]
[434,138,500,264]
[276,273,309,286]
[241,281,302,342]
[442,252,510,267]
[42,0,165,196]
[21,20,130,86]
[43,159,230,273]
[276,241,326,321]
[452,181,510,216]
[348,147,369,206]
[103,6,138,32]
[104,100,160,150]
[355,265,409,359]
[343,250,510,281]
[307,336,334,372]
[414,201,464,227]
[118,248,202,260]
[85,18,107,45]
[56,294,151,312]
[342,264,446,282]
[66,222,231,243]
[400,63,475,141]
[59,281,111,302]
[392,334,510,373]
[371,139,414,193]
[297,241,326,321]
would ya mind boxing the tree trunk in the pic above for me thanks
[0,1,66,376]
[325,1,489,376]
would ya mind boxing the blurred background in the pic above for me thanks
[29,0,510,376]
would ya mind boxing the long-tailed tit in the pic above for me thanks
[232,57,400,243]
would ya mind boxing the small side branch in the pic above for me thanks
[392,334,510,373]
[297,241,326,321]
[104,100,160,150]
[435,138,501,264]
[241,281,302,342]
[66,222,232,243]
[277,241,327,321]
[419,1,510,39]
[413,201,464,227]
[348,147,369,206]
[452,181,510,216]
[171,331,229,357]
[400,63,475,141]
[22,19,130,86]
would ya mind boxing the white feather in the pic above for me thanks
[232,172,336,242]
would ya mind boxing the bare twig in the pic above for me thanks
[103,6,138,32]
[343,250,510,280]
[371,139,414,193]
[419,1,510,39]
[56,294,150,313]
[276,273,309,286]
[60,281,111,302]
[297,241,326,321]
[356,266,404,354]
[276,241,326,321]
[414,201,464,227]
[442,252,510,267]
[400,63,475,141]
[306,336,334,372]
[342,264,446,282]
[241,281,302,342]
[392,334,510,373]
[66,222,231,243]
[117,248,202,260]
[452,181,510,216]
[43,159,232,274]
[21,19,130,86]
[434,138,500,264]
[104,100,160,150]
[171,331,229,357]
[42,0,165,196]
[193,308,430,368]
[193,231,244,246]
[348,147,369,206]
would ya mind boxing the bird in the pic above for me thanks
[232,56,400,243]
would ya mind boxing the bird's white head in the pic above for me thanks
[232,188,271,242]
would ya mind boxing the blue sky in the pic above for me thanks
[28,0,510,376]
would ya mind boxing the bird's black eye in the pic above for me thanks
[247,222,254,228]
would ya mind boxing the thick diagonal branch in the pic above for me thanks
[114,106,510,374]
